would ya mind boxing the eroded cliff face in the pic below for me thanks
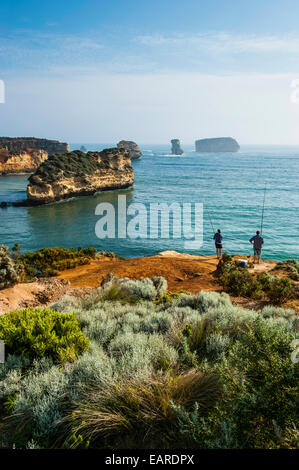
[0,148,48,174]
[0,137,70,155]
[26,148,134,205]
[117,140,142,159]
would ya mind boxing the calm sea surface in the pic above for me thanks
[0,144,298,260]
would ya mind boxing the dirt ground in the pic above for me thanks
[1,252,297,314]
[0,278,93,315]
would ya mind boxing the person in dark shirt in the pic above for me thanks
[213,229,223,259]
[249,230,264,264]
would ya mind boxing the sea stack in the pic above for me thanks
[117,140,142,159]
[195,137,240,153]
[25,148,134,205]
[171,139,183,155]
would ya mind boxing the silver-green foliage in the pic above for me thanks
[1,277,298,448]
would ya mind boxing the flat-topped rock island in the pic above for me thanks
[195,137,240,152]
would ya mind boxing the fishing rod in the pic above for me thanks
[260,183,267,235]
[204,200,216,234]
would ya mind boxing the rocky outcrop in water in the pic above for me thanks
[195,137,240,153]
[0,137,70,155]
[0,148,48,175]
[25,148,134,205]
[117,140,142,159]
[171,139,183,155]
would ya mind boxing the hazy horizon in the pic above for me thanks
[1,0,299,145]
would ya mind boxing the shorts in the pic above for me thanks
[215,243,222,249]
[254,247,261,256]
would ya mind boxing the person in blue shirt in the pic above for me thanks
[213,229,223,259]
[249,230,264,264]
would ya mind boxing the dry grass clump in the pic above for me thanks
[66,369,221,446]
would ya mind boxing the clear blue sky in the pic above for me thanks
[1,0,299,143]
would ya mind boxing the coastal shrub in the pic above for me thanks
[99,276,168,303]
[217,258,296,304]
[219,265,263,298]
[0,308,89,363]
[155,289,189,305]
[272,259,299,281]
[11,243,22,261]
[18,246,97,278]
[262,305,295,320]
[219,318,299,448]
[118,277,163,301]
[1,279,298,449]
[0,245,24,289]
[259,273,293,305]
[176,290,231,313]
[100,283,138,304]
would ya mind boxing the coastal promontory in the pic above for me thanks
[0,137,70,155]
[26,148,134,205]
[171,139,183,155]
[195,137,240,152]
[0,137,70,175]
[117,140,142,159]
[0,148,48,175]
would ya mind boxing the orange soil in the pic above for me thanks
[1,252,297,314]
[57,252,276,292]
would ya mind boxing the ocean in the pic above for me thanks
[0,144,298,260]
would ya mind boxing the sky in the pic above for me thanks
[1,0,299,144]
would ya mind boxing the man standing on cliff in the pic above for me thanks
[249,230,264,264]
[213,229,223,259]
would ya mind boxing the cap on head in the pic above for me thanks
[256,230,260,235]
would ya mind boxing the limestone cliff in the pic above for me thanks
[0,137,70,155]
[0,148,48,175]
[117,140,142,159]
[171,139,183,155]
[26,148,134,205]
[195,137,240,153]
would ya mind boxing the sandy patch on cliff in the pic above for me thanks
[0,278,92,315]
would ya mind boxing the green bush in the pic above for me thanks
[219,265,263,298]
[0,245,24,289]
[273,259,299,281]
[259,274,293,305]
[219,317,299,447]
[0,308,89,363]
[18,246,97,278]
[217,257,295,304]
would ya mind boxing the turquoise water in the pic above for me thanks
[0,144,298,260]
